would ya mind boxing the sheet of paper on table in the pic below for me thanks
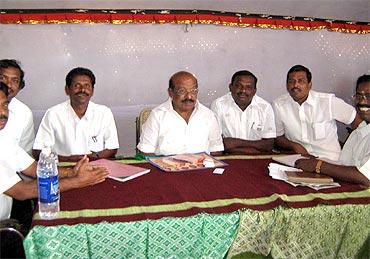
[268,163,340,190]
[89,159,150,182]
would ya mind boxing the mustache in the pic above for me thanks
[357,104,370,108]
[75,91,88,96]
[182,99,194,103]
[290,87,300,92]
[0,115,8,120]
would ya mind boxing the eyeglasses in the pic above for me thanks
[172,88,199,96]
[352,93,370,101]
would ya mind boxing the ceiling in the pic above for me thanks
[1,0,369,22]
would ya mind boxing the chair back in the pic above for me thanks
[135,107,153,148]
[0,222,25,258]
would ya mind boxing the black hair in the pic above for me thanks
[0,59,25,89]
[169,77,175,90]
[356,74,370,92]
[287,65,312,83]
[65,67,96,87]
[231,70,258,88]
[0,82,9,97]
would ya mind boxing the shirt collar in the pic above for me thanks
[357,120,370,138]
[229,93,258,112]
[289,90,314,106]
[166,97,199,115]
[67,100,93,121]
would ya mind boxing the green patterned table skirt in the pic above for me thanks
[24,204,369,259]
[228,204,370,259]
[24,212,240,259]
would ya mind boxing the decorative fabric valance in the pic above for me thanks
[0,9,369,34]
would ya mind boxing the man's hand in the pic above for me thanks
[291,143,309,156]
[74,156,109,187]
[295,158,318,172]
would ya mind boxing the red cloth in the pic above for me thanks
[33,159,369,226]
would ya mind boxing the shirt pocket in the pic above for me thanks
[249,122,263,140]
[312,121,328,140]
[88,133,104,152]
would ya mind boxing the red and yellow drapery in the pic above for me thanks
[0,9,369,34]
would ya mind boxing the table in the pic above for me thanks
[24,156,370,258]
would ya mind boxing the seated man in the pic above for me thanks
[272,65,361,161]
[137,71,224,156]
[211,70,276,154]
[33,67,119,162]
[0,82,109,221]
[0,59,34,154]
[295,75,370,187]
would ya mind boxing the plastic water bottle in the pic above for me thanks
[37,147,60,219]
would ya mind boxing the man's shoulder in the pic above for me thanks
[151,99,171,113]
[196,101,216,117]
[310,90,335,99]
[213,93,231,104]
[43,101,69,116]
[272,93,291,106]
[9,98,32,113]
[253,95,272,107]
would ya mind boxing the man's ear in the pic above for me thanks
[228,83,233,92]
[308,81,312,90]
[65,85,70,95]
[168,88,174,98]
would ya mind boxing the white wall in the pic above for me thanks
[1,24,369,156]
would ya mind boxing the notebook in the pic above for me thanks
[89,159,150,182]
[285,171,334,184]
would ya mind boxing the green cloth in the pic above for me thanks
[228,204,370,259]
[24,212,239,259]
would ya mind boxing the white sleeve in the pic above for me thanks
[0,162,22,194]
[208,113,224,152]
[103,109,119,150]
[137,112,160,153]
[19,110,35,154]
[33,110,55,150]
[272,101,285,137]
[331,96,356,125]
[210,100,223,130]
[261,103,277,139]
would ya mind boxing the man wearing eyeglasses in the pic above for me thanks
[211,70,276,154]
[295,75,370,187]
[0,59,35,154]
[33,67,119,162]
[272,65,362,161]
[137,71,224,156]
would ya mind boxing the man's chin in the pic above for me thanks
[0,120,7,129]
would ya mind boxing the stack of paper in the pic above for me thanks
[268,163,340,190]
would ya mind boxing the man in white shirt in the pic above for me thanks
[33,67,119,162]
[272,65,361,161]
[211,70,276,154]
[296,74,370,187]
[0,83,109,221]
[137,71,224,156]
[0,59,34,154]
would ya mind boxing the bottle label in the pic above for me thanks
[38,176,59,203]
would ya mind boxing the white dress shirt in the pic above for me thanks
[0,97,35,154]
[137,98,224,155]
[340,121,370,180]
[33,100,119,156]
[211,93,276,140]
[272,91,356,161]
[0,142,34,220]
